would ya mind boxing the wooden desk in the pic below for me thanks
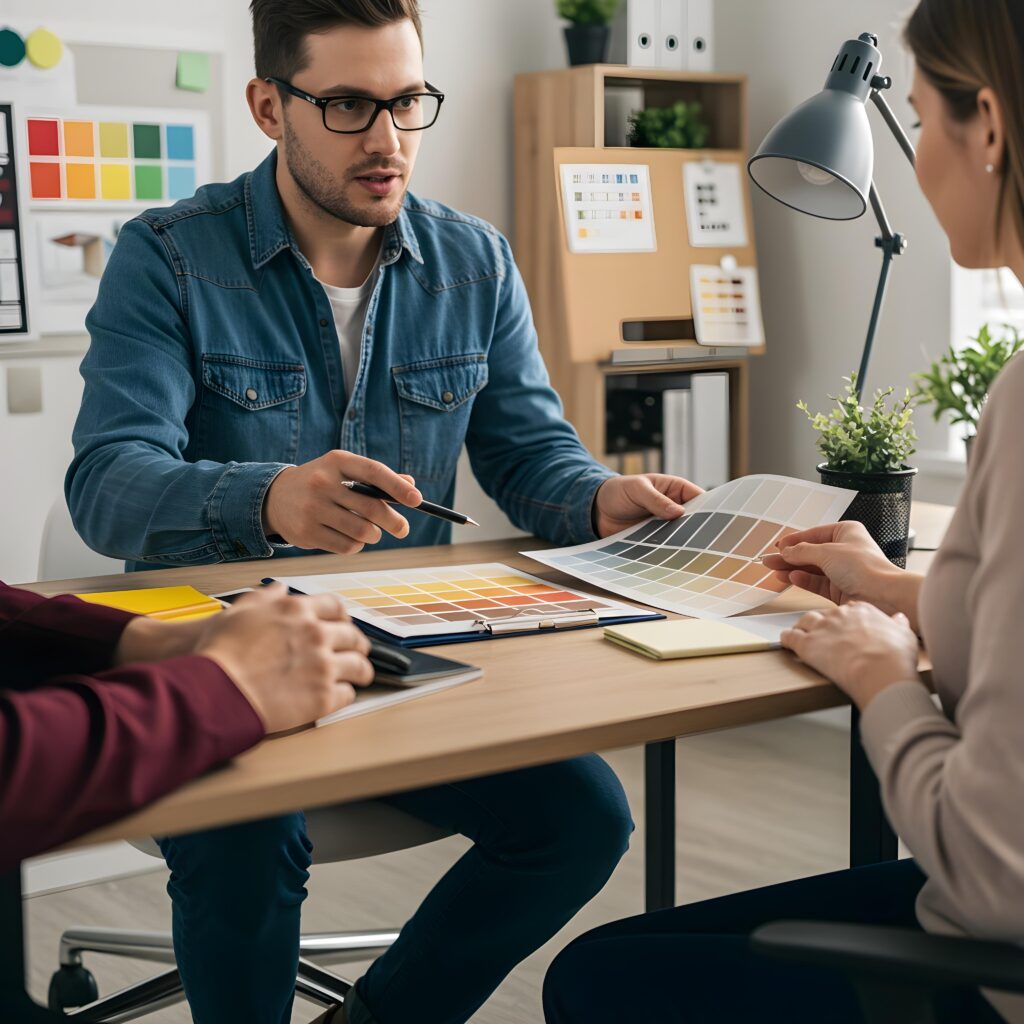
[2,503,952,1021]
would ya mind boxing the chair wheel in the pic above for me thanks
[48,965,98,1012]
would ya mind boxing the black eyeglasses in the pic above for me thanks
[266,77,445,135]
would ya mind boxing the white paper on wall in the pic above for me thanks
[690,263,765,347]
[683,160,748,248]
[560,163,657,254]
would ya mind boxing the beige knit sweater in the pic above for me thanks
[860,352,1024,1021]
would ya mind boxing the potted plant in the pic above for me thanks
[556,0,621,66]
[798,373,918,567]
[628,101,710,148]
[912,322,1024,462]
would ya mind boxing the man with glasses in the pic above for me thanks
[67,2,702,1022]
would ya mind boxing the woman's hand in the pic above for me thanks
[780,603,922,711]
[762,521,923,630]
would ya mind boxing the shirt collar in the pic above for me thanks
[246,150,424,269]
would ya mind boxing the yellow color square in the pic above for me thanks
[336,589,374,598]
[99,164,131,200]
[493,576,533,586]
[396,595,424,604]
[98,122,130,158]
[63,120,95,157]
[65,163,96,199]
[418,583,454,593]
[379,585,417,595]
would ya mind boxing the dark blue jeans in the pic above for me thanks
[157,754,632,1024]
[543,860,1004,1023]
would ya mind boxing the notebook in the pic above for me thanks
[604,612,804,660]
[75,585,223,622]
[316,651,482,726]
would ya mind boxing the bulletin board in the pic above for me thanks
[552,146,764,363]
[1,35,226,342]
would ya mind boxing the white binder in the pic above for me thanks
[626,0,659,67]
[658,0,687,70]
[686,0,714,72]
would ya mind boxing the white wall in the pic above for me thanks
[714,0,963,506]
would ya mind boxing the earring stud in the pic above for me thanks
[986,163,995,173]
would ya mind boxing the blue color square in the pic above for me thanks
[615,174,624,183]
[166,125,195,161]
[629,173,639,183]
[167,164,197,199]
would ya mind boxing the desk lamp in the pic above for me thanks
[747,32,917,399]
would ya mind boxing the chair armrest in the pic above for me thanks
[751,921,1024,994]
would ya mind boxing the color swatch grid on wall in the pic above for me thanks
[560,163,656,254]
[26,116,198,203]
[524,475,856,620]
[689,264,765,347]
[274,563,647,641]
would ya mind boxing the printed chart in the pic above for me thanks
[524,475,856,619]
[560,163,656,254]
[274,563,651,642]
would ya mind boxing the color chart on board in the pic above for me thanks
[689,264,765,347]
[524,475,856,620]
[560,163,657,253]
[272,563,658,645]
[26,114,200,203]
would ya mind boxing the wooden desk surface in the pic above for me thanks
[24,503,953,849]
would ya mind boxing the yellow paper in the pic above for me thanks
[77,585,221,619]
[604,619,774,661]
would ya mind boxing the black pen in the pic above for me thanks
[341,480,480,527]
[260,578,412,674]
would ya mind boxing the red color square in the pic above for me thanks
[30,162,62,199]
[27,118,60,156]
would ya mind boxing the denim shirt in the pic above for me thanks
[67,152,613,571]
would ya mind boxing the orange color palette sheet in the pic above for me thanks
[524,475,857,620]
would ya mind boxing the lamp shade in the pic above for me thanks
[748,33,882,221]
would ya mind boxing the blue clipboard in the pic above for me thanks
[262,577,664,649]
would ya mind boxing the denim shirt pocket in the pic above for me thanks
[197,354,306,465]
[392,354,489,482]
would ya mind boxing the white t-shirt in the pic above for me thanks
[317,254,380,400]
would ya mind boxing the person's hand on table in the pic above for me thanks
[761,521,923,630]
[592,474,704,538]
[115,584,374,732]
[780,603,922,712]
[262,451,423,554]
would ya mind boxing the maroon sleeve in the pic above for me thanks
[1,581,136,686]
[1,655,264,870]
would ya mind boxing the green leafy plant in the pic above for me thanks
[912,323,1024,438]
[627,101,710,149]
[798,373,917,474]
[556,0,621,26]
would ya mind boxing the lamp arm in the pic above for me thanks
[869,85,917,169]
[867,181,894,244]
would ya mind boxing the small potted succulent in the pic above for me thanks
[912,322,1024,463]
[798,373,918,567]
[556,0,621,66]
[628,101,710,148]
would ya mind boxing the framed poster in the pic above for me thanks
[0,103,30,337]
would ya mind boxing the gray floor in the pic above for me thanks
[25,714,852,1023]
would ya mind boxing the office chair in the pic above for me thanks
[38,496,454,1020]
[752,919,1024,1024]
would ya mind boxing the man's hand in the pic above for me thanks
[592,474,704,538]
[263,451,422,554]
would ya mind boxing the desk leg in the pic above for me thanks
[644,739,676,912]
[849,707,898,866]
[0,868,63,1021]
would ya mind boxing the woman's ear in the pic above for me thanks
[976,85,1006,173]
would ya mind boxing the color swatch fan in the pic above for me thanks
[523,475,856,619]
[272,563,660,647]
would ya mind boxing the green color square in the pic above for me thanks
[176,51,210,92]
[134,164,163,200]
[133,123,161,159]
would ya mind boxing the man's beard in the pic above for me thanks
[283,114,404,228]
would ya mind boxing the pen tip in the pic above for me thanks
[466,517,481,527]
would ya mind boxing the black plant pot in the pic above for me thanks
[818,464,918,569]
[563,25,610,66]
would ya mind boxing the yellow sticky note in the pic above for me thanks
[100,164,131,200]
[98,122,129,158]
[77,585,221,618]
[25,27,63,70]
[65,163,96,199]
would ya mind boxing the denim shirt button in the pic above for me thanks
[348,407,357,420]
[319,318,329,328]
[245,387,258,401]
[442,391,454,404]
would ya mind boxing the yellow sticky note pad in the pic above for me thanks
[604,619,775,661]
[77,585,221,619]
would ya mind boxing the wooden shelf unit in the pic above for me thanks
[513,64,760,477]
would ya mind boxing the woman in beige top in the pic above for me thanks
[543,0,1024,1021]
